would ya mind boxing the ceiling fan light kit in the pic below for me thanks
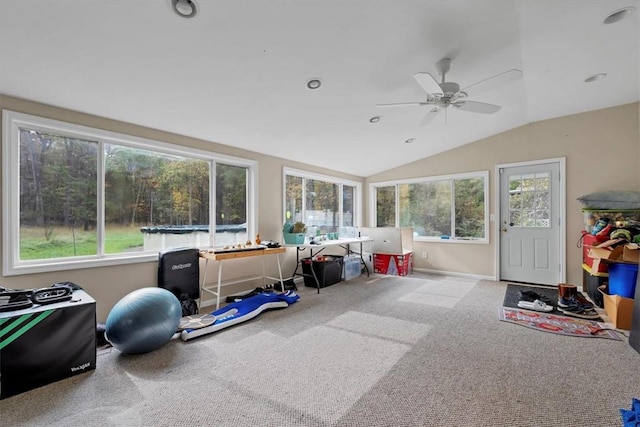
[305,78,323,90]
[171,0,197,18]
[585,73,607,83]
[603,6,635,24]
[376,57,521,126]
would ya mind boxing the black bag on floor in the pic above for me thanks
[178,293,198,316]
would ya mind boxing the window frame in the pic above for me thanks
[370,170,489,244]
[2,110,257,276]
[282,167,362,229]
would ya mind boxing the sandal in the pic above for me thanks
[517,299,554,312]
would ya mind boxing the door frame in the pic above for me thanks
[494,157,567,284]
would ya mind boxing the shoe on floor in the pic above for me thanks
[558,283,578,300]
[558,296,594,310]
[558,300,600,320]
[517,299,554,312]
[518,290,554,305]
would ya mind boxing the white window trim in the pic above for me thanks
[370,170,489,244]
[282,167,362,227]
[2,110,257,276]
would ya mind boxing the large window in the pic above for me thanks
[372,171,488,242]
[3,111,256,275]
[283,168,361,233]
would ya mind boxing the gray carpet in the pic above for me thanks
[1,273,639,426]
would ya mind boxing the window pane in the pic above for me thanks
[305,179,339,231]
[454,178,485,238]
[342,185,354,227]
[285,175,303,224]
[399,181,451,237]
[508,172,550,229]
[376,186,396,227]
[105,145,211,252]
[19,128,98,260]
[216,163,247,245]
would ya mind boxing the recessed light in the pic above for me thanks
[604,6,635,24]
[405,138,415,144]
[585,73,607,83]
[306,78,323,90]
[171,0,197,18]
[369,116,381,123]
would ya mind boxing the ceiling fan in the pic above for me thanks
[377,58,522,126]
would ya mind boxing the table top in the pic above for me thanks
[284,236,373,249]
[199,246,286,261]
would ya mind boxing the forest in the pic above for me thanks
[18,128,247,259]
[376,178,486,238]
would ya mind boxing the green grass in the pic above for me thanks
[20,225,143,260]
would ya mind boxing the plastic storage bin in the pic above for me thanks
[301,256,344,288]
[582,264,607,308]
[581,233,609,274]
[283,233,306,245]
[582,209,640,233]
[608,262,638,299]
[342,255,361,281]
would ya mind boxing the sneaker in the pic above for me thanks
[557,299,599,320]
[558,296,594,310]
[517,299,554,312]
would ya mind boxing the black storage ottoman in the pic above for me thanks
[302,255,344,288]
[0,290,96,399]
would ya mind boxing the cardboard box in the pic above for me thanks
[623,244,640,263]
[373,253,412,276]
[588,241,638,273]
[599,285,635,330]
[588,244,623,273]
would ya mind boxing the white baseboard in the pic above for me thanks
[412,267,496,282]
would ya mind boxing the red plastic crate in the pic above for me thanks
[373,253,412,276]
[582,232,609,274]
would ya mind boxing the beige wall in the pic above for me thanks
[0,95,362,321]
[366,102,640,285]
[2,94,638,320]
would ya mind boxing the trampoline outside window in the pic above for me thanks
[2,110,256,275]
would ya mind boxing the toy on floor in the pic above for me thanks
[180,290,300,341]
[106,287,182,355]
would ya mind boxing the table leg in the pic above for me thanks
[199,259,209,312]
[216,261,223,309]
[360,242,370,277]
[275,253,284,290]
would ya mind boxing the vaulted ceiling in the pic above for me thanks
[1,0,638,176]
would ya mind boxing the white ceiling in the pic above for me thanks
[1,0,638,177]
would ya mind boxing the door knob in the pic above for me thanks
[502,228,508,232]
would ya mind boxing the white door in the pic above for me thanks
[499,162,561,285]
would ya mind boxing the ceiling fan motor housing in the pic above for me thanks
[439,82,460,96]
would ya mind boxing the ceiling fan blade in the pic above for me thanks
[419,107,442,126]
[461,69,522,94]
[376,102,428,108]
[413,73,443,98]
[452,100,501,114]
